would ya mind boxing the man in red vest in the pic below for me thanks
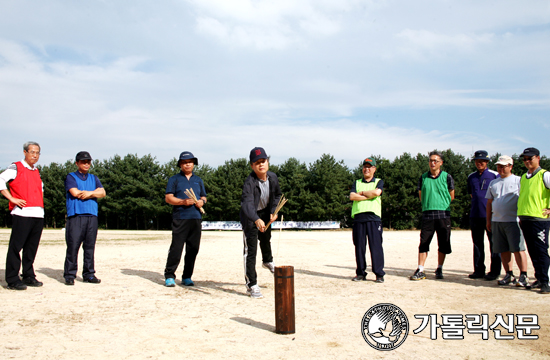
[0,141,44,290]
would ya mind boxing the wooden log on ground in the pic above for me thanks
[274,266,295,334]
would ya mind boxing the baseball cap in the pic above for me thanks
[178,151,198,165]
[75,151,92,161]
[520,147,540,158]
[250,147,268,163]
[495,155,513,166]
[362,158,377,167]
[473,150,490,161]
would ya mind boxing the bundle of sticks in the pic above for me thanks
[184,188,205,214]
[265,195,288,229]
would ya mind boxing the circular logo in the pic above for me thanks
[361,303,409,351]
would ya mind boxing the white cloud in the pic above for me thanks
[395,29,494,59]
[187,0,357,49]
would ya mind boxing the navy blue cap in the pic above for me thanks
[520,147,540,158]
[75,151,92,161]
[250,147,268,163]
[178,151,198,165]
[473,150,490,161]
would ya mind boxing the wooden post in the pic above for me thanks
[274,266,295,334]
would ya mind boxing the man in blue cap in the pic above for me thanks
[467,150,501,280]
[164,151,207,287]
[64,151,106,285]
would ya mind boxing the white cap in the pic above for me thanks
[495,155,513,166]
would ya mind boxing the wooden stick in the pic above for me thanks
[184,188,206,214]
[265,195,287,228]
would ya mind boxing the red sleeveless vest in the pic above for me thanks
[8,162,44,211]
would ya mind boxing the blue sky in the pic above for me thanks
[0,0,549,169]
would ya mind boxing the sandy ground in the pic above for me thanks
[0,228,549,360]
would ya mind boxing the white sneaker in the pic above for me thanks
[262,262,275,274]
[247,285,264,299]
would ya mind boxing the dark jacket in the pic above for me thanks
[239,170,282,224]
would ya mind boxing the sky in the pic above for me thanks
[0,0,549,169]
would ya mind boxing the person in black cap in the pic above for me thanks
[349,157,385,283]
[164,151,207,287]
[467,150,501,280]
[517,147,550,294]
[240,147,282,298]
[64,151,106,285]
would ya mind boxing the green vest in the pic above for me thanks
[420,171,451,212]
[351,179,382,218]
[518,169,550,218]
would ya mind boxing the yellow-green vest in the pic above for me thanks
[518,169,550,218]
[351,179,382,218]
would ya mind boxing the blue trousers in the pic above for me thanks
[352,221,385,277]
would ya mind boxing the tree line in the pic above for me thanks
[0,150,548,230]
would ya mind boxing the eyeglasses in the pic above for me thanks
[522,156,534,162]
[26,151,40,156]
[429,159,440,163]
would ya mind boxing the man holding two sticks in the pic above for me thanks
[240,147,282,299]
[164,151,207,287]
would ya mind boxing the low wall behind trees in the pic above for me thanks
[0,151,547,230]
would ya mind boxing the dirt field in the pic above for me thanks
[0,229,548,360]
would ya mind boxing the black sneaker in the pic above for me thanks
[541,283,550,294]
[498,273,516,285]
[22,277,43,287]
[410,269,426,281]
[375,276,384,283]
[435,268,444,279]
[516,274,529,287]
[65,278,75,286]
[7,281,27,290]
[468,272,485,279]
[352,275,366,281]
[83,276,101,284]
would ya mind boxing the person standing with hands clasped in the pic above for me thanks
[410,151,455,281]
[517,147,550,294]
[240,147,282,299]
[467,150,501,280]
[64,151,106,285]
[349,158,385,283]
[0,141,44,290]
